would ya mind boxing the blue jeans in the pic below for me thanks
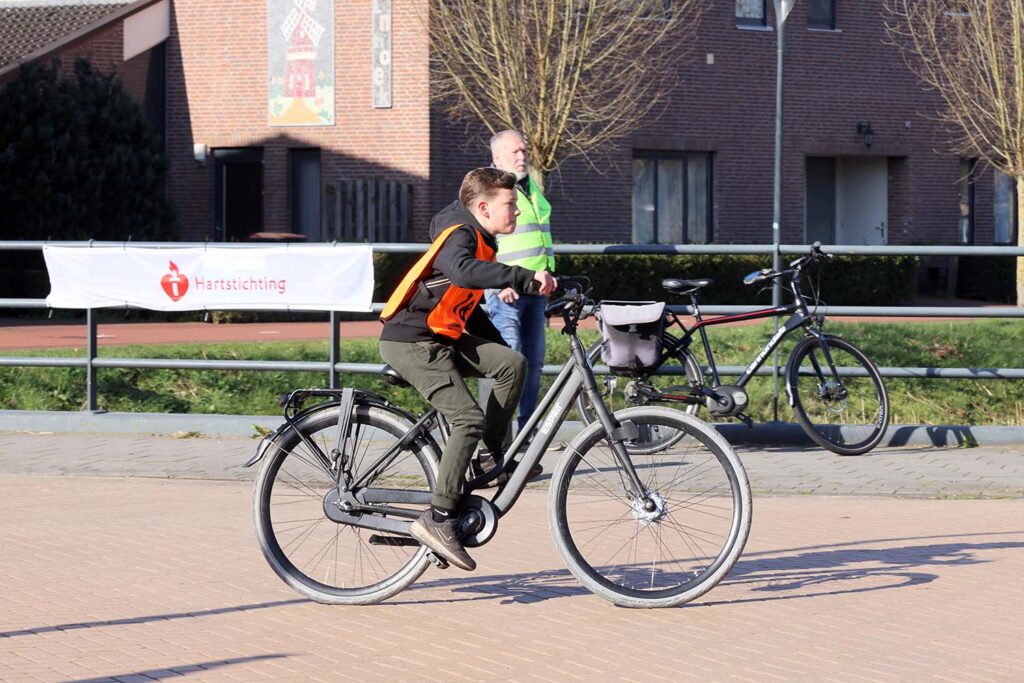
[484,290,547,429]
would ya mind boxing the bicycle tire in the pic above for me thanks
[786,334,889,456]
[253,401,439,605]
[575,335,702,454]
[549,406,751,608]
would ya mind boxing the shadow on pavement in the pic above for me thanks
[400,566,590,605]
[402,531,1024,607]
[65,654,291,682]
[0,598,308,639]
[707,538,1024,607]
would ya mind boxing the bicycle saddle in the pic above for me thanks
[662,278,714,295]
[381,364,411,387]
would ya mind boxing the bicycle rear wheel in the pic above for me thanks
[253,402,438,605]
[549,407,751,608]
[575,335,702,454]
[787,334,889,456]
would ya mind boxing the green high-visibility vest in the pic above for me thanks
[496,177,555,272]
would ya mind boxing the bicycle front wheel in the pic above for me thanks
[253,402,438,605]
[787,334,889,456]
[549,407,751,608]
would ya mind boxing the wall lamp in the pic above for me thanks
[193,143,209,166]
[856,122,874,150]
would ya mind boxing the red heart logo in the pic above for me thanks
[161,261,189,302]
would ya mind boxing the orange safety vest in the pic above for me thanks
[379,224,496,339]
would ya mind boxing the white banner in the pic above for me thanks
[43,245,374,312]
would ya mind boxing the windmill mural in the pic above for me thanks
[269,0,334,126]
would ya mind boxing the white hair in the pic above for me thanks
[489,129,525,155]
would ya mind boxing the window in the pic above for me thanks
[994,169,1018,245]
[633,152,713,244]
[957,158,976,244]
[736,0,766,27]
[807,0,835,29]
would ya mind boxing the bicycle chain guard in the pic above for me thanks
[707,384,749,417]
[459,494,498,548]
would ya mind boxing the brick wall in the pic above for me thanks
[430,2,994,247]
[52,21,124,79]
[166,0,430,241]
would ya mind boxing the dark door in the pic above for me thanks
[805,156,836,243]
[214,148,263,241]
[290,148,321,240]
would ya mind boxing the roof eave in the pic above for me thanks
[0,0,167,82]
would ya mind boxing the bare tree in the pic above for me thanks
[428,0,704,192]
[885,1,1024,304]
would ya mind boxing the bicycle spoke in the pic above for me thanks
[257,405,436,602]
[573,448,635,502]
[573,508,636,554]
[555,411,748,604]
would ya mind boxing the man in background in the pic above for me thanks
[483,130,555,430]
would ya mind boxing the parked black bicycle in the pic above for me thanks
[245,278,751,608]
[578,243,890,456]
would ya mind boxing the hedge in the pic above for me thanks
[956,256,1016,304]
[374,252,919,306]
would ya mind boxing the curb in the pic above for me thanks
[1,409,1022,447]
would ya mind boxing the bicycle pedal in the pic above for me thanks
[368,534,420,547]
[425,551,450,570]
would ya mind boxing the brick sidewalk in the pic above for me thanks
[1,473,1022,682]
[2,432,1023,497]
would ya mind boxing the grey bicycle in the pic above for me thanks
[245,278,751,608]
[577,243,890,456]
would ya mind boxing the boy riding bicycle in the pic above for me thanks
[378,168,556,571]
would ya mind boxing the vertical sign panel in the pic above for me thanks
[372,0,392,108]
[269,0,335,126]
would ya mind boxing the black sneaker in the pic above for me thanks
[409,510,476,571]
[471,451,543,488]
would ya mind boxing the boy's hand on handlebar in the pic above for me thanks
[533,270,557,296]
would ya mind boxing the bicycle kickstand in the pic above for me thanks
[736,413,754,429]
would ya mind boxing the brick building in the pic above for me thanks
[2,0,1018,255]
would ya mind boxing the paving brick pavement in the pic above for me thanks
[1,431,1022,497]
[0,472,1022,682]
[1,433,1023,681]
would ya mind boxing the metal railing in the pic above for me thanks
[1,240,1022,413]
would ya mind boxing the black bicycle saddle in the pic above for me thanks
[662,278,714,295]
[381,364,411,387]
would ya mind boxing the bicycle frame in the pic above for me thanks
[663,270,827,390]
[318,316,653,536]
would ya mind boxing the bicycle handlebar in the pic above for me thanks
[544,276,591,319]
[743,242,832,286]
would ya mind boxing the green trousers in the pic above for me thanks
[379,336,526,508]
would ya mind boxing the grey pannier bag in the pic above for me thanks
[597,301,666,375]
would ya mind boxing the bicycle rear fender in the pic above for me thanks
[243,389,417,468]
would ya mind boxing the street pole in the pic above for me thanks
[771,0,793,421]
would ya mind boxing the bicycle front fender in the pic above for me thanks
[784,333,839,408]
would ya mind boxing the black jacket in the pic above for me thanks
[429,199,475,241]
[381,212,534,344]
